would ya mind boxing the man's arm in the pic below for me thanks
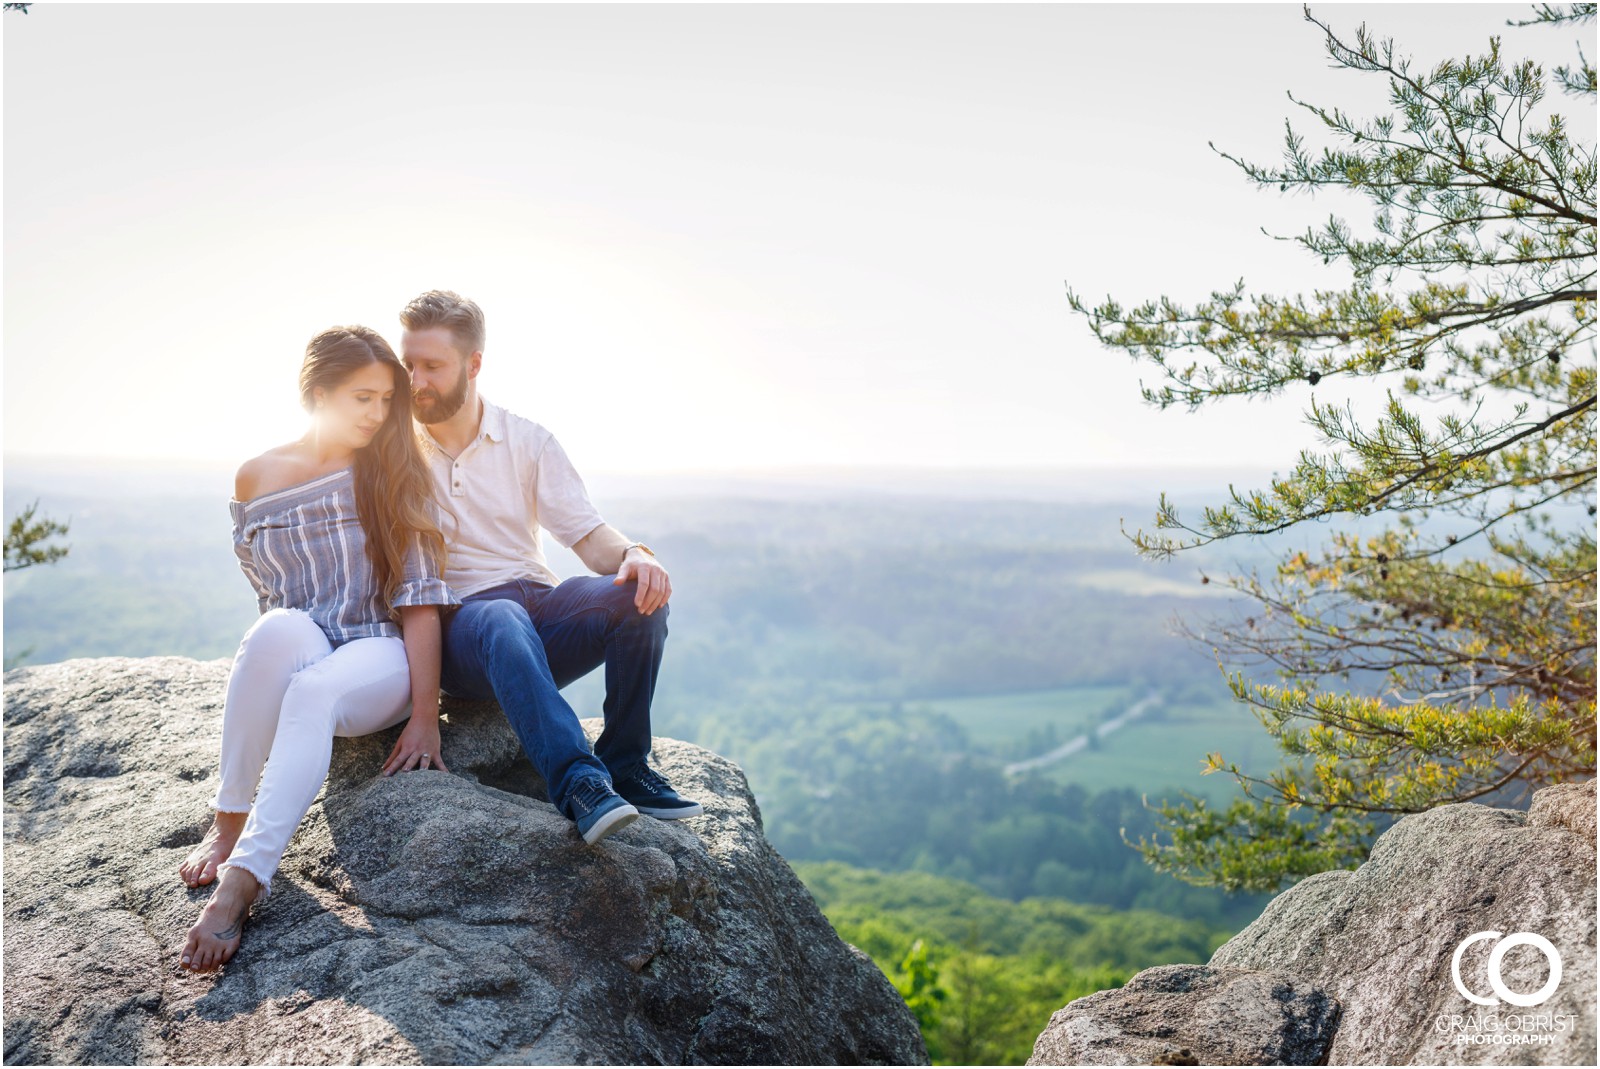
[529,427,670,614]
[573,522,671,616]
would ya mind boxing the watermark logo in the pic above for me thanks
[1450,931,1563,1008]
[1435,930,1575,1049]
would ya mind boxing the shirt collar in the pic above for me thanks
[477,396,506,443]
[417,395,504,456]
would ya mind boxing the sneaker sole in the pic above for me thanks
[581,804,639,845]
[634,802,705,819]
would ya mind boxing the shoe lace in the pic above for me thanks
[571,778,612,815]
[628,764,672,795]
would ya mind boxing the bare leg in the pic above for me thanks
[179,865,259,971]
[177,811,248,888]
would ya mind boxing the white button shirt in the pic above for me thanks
[419,396,606,597]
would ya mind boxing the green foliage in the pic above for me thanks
[798,860,1231,1065]
[4,500,69,573]
[1515,3,1597,95]
[895,940,946,1035]
[1128,792,1373,894]
[4,500,72,668]
[721,696,1268,927]
[1067,4,1597,891]
[794,860,1231,968]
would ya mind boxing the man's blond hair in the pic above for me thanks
[400,289,486,356]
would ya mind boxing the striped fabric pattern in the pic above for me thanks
[230,467,459,646]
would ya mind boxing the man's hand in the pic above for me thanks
[616,550,671,615]
[382,715,449,776]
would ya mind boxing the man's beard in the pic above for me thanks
[412,367,470,424]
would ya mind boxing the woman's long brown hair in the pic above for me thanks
[300,326,446,614]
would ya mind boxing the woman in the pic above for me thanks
[177,325,459,972]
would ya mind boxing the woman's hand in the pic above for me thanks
[383,604,447,776]
[383,714,448,775]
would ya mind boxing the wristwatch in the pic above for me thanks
[622,541,656,559]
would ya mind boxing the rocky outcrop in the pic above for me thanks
[1028,783,1597,1066]
[1028,964,1340,1066]
[2,656,928,1065]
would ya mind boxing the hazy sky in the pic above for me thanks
[3,1,1592,474]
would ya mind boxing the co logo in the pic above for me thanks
[1450,931,1562,1007]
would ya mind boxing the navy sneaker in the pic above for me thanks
[613,763,704,819]
[567,778,639,844]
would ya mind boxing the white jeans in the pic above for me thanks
[211,607,413,902]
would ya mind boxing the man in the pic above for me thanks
[398,289,701,845]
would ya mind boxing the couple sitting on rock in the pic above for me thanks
[177,289,700,972]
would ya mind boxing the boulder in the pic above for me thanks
[1027,963,1339,1066]
[2,656,928,1065]
[1028,783,1596,1066]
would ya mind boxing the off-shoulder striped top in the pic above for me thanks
[229,467,459,646]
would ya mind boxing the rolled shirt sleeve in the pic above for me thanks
[532,433,607,550]
[390,531,462,610]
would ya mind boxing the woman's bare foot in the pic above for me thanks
[178,811,248,887]
[180,865,259,972]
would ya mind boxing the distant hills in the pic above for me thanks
[5,452,1282,503]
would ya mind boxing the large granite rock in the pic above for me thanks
[1028,963,1340,1066]
[1029,783,1596,1066]
[2,656,928,1065]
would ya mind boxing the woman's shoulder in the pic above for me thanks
[235,445,299,503]
[234,443,347,505]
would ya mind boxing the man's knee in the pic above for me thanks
[607,578,670,633]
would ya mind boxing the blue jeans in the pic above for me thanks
[439,574,669,820]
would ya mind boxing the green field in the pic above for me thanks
[1038,696,1271,803]
[841,686,1275,806]
[906,685,1135,749]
